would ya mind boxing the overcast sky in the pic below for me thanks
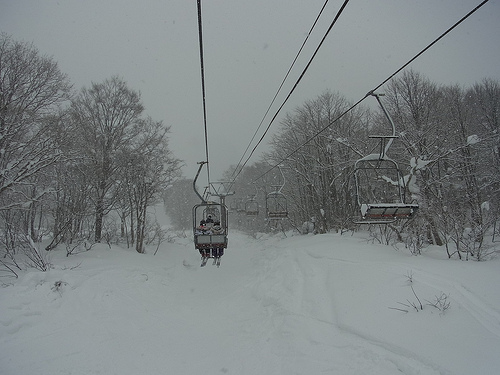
[1,0,499,181]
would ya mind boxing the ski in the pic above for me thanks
[200,252,221,268]
[200,256,209,267]
[210,256,221,267]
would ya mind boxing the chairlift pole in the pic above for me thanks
[208,182,234,231]
[277,165,286,193]
[371,92,396,157]
[193,161,207,203]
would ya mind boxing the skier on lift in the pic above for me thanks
[211,221,224,260]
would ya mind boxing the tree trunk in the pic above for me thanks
[94,197,104,243]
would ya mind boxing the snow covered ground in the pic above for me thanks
[1,208,500,375]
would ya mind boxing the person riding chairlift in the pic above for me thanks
[211,220,224,258]
[195,220,211,257]
[195,219,209,234]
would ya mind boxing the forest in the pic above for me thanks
[2,32,499,279]
[0,34,182,277]
[167,72,500,261]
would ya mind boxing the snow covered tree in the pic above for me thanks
[44,111,95,251]
[0,33,71,210]
[262,71,500,255]
[467,79,500,243]
[115,117,182,253]
[69,77,182,247]
[0,33,71,259]
[69,76,145,243]
[367,72,499,256]
[267,90,368,233]
[382,70,447,245]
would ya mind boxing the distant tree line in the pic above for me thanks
[0,34,182,276]
[222,70,500,260]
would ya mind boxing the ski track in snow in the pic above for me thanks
[294,233,500,341]
[306,236,500,375]
[261,234,446,375]
[1,222,500,375]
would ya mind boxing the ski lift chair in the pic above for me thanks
[236,198,245,214]
[353,151,418,224]
[191,162,229,253]
[266,190,289,219]
[266,167,289,220]
[245,195,259,216]
[193,201,228,253]
[229,198,238,213]
[352,93,419,224]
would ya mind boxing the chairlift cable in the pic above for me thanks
[368,0,491,96]
[229,0,332,182]
[230,0,351,185]
[196,0,211,186]
[251,0,491,182]
[194,1,230,260]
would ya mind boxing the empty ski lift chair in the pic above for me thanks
[234,198,245,214]
[229,198,238,213]
[245,194,259,216]
[266,187,289,219]
[353,93,418,224]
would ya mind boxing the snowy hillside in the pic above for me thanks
[1,210,500,374]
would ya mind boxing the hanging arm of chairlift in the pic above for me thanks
[372,92,396,158]
[193,161,207,203]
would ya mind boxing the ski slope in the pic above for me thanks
[1,210,500,374]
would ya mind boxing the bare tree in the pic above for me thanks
[69,76,144,242]
[267,90,368,232]
[0,34,71,267]
[0,33,71,210]
[467,79,500,239]
[116,117,182,253]
[384,70,445,245]
[261,71,500,255]
[69,77,182,248]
